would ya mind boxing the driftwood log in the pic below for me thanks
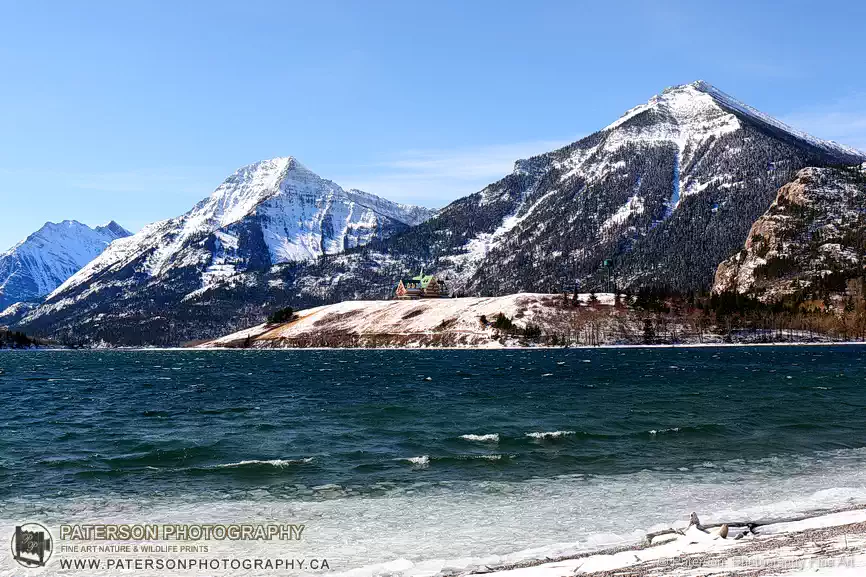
[645,508,861,545]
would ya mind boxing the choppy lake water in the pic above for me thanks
[2,346,866,575]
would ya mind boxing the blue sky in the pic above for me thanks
[1,0,865,250]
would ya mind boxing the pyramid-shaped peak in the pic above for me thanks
[95,220,132,238]
[226,156,322,186]
[603,81,727,132]
[660,80,712,93]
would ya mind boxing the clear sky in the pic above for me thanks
[1,0,865,250]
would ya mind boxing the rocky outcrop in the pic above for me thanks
[713,165,866,300]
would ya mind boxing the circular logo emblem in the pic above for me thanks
[10,523,53,567]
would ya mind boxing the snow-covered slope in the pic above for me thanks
[200,293,623,348]
[0,220,130,309]
[0,301,37,328]
[693,81,866,161]
[20,157,432,342]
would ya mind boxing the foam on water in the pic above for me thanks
[403,455,431,467]
[459,433,500,442]
[648,427,681,435]
[525,430,576,439]
[212,458,315,469]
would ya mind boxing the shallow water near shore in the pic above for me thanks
[2,346,866,575]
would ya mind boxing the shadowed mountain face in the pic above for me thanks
[18,82,866,345]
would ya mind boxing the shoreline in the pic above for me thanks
[7,496,865,577]
[5,340,866,352]
[471,505,866,577]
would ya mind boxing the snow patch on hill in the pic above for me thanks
[201,293,618,349]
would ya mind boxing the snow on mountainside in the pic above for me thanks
[0,301,37,328]
[20,157,433,342]
[283,80,866,300]
[713,165,866,300]
[0,220,130,310]
[18,82,866,346]
[49,157,432,300]
[693,81,866,161]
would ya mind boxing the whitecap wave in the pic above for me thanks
[403,455,430,467]
[648,427,681,435]
[525,430,576,439]
[213,458,313,469]
[460,433,500,442]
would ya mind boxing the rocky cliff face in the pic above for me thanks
[0,220,130,310]
[713,165,866,300]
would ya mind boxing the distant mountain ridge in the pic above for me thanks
[0,220,130,311]
[48,157,432,300]
[17,81,866,345]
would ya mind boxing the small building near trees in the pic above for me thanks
[395,272,448,299]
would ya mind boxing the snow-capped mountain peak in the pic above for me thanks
[0,219,131,309]
[44,157,435,304]
[601,80,864,163]
[600,81,742,158]
[428,81,866,295]
[604,81,728,130]
[95,220,131,237]
[191,156,298,230]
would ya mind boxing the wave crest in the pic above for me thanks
[525,430,576,439]
[648,428,681,435]
[213,458,313,469]
[460,433,500,442]
[403,455,430,467]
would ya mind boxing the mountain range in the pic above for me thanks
[11,81,866,345]
[9,158,433,342]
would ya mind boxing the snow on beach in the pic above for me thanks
[477,508,866,577]
[7,499,864,577]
